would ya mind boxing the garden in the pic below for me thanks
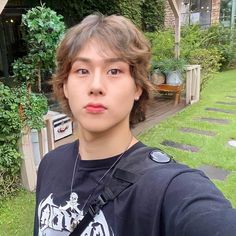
[0,0,236,235]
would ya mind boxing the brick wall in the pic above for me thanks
[164,0,176,28]
[211,0,221,24]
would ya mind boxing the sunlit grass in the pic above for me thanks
[0,189,35,236]
[140,69,236,206]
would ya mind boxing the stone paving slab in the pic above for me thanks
[216,101,236,105]
[198,117,230,124]
[205,107,236,114]
[198,165,230,181]
[180,127,216,136]
[161,140,200,152]
[228,140,236,148]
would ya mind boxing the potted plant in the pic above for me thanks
[156,58,186,85]
[150,61,166,85]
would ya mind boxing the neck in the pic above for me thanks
[78,123,137,160]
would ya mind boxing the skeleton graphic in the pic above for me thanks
[38,193,114,236]
[59,192,82,213]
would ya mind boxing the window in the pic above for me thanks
[220,0,235,28]
[181,0,212,27]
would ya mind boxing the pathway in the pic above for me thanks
[158,95,236,181]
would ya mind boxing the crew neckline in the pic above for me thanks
[73,140,145,169]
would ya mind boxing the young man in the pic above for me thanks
[34,14,236,236]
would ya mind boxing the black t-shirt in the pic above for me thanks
[34,140,236,236]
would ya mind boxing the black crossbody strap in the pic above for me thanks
[70,146,172,235]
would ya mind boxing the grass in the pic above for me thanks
[0,69,235,235]
[0,190,35,236]
[139,69,236,207]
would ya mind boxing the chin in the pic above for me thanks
[79,117,128,134]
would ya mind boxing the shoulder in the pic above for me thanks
[128,143,211,192]
[37,140,78,176]
[119,142,204,190]
[43,140,78,163]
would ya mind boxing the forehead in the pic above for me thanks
[74,39,123,61]
[80,39,120,58]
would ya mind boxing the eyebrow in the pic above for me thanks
[72,57,126,64]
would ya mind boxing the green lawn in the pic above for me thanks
[0,69,235,235]
[140,69,236,206]
[0,190,35,236]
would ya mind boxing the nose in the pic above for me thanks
[89,71,105,96]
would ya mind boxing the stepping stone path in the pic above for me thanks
[198,165,230,181]
[228,140,236,148]
[179,127,216,136]
[161,140,200,152]
[198,117,230,124]
[216,101,236,106]
[205,107,236,114]
[159,95,235,181]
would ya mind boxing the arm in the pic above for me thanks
[163,171,236,236]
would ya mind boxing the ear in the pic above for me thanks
[63,83,69,99]
[134,85,142,100]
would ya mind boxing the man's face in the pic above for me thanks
[63,40,142,134]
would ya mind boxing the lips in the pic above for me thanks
[85,103,107,113]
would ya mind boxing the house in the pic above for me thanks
[165,0,236,28]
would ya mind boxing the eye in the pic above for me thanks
[107,69,122,76]
[76,69,89,75]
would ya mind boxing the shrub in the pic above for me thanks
[188,48,222,90]
[180,24,208,59]
[0,83,48,199]
[141,0,165,32]
[12,5,65,92]
[203,24,235,70]
[146,29,175,63]
[181,24,235,70]
[0,84,22,199]
[117,0,142,27]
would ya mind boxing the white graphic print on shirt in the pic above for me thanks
[38,192,114,236]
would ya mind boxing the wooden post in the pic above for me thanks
[168,0,181,59]
[185,65,201,104]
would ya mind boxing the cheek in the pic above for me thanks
[112,85,136,109]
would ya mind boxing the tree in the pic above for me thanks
[12,4,65,92]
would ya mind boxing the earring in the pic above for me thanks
[135,97,139,101]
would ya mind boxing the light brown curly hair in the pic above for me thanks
[53,14,154,126]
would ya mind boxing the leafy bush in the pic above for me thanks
[118,0,142,27]
[146,29,175,62]
[141,0,165,32]
[181,24,235,70]
[203,24,235,70]
[18,86,48,130]
[0,83,48,199]
[180,24,208,59]
[0,84,22,199]
[188,48,222,90]
[12,5,65,92]
[47,0,142,28]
